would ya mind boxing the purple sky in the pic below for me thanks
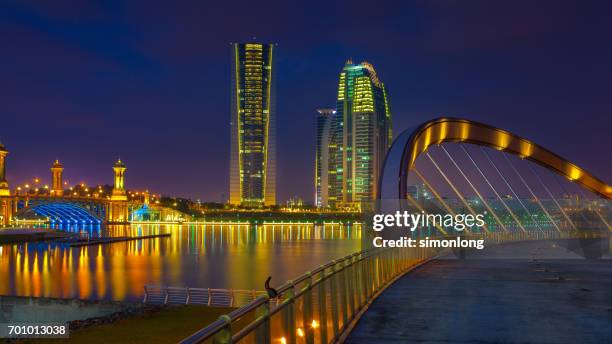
[1,0,611,202]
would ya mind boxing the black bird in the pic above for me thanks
[265,276,279,298]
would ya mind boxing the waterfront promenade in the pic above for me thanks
[347,240,612,344]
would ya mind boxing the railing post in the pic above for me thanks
[329,262,339,339]
[186,287,190,305]
[164,287,169,305]
[339,257,349,328]
[255,298,271,344]
[283,281,296,344]
[354,255,363,308]
[366,256,373,299]
[303,272,315,344]
[361,256,370,303]
[346,256,356,321]
[373,253,380,289]
[229,289,234,307]
[318,266,328,344]
[213,314,232,344]
[143,286,148,303]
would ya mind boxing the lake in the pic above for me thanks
[0,223,361,302]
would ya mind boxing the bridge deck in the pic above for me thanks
[347,240,612,344]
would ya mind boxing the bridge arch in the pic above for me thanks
[16,202,102,224]
[378,117,612,200]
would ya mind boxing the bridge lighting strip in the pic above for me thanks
[128,221,362,227]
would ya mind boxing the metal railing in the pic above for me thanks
[179,244,436,344]
[143,286,272,308]
[179,230,574,344]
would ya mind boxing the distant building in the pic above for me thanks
[407,185,418,200]
[407,184,430,201]
[315,109,335,207]
[321,60,392,208]
[229,43,276,207]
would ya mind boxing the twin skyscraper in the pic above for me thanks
[316,60,392,209]
[229,42,392,209]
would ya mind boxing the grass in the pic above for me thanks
[22,305,238,344]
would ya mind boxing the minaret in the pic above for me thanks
[0,143,9,196]
[51,159,64,196]
[111,158,127,201]
[143,190,150,206]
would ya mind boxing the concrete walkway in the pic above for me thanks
[347,240,612,344]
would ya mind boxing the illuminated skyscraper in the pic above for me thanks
[327,60,392,208]
[229,42,276,207]
[315,109,335,207]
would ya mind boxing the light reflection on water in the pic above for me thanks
[0,223,361,301]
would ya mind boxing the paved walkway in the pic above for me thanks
[347,239,612,344]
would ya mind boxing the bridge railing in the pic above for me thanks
[179,244,437,344]
[143,286,272,308]
[179,230,572,344]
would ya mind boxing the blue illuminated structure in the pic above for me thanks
[130,204,160,222]
[27,203,102,224]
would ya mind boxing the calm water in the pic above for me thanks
[0,223,361,301]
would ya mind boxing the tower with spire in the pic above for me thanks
[108,158,128,222]
[0,142,12,226]
[0,142,9,197]
[51,159,64,196]
[111,158,127,201]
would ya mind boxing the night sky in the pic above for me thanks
[1,0,611,203]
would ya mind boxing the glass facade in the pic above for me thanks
[315,109,335,207]
[229,43,276,207]
[322,61,392,208]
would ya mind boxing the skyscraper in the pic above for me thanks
[315,109,335,207]
[322,60,392,208]
[229,43,276,207]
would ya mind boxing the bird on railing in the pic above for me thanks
[265,276,278,298]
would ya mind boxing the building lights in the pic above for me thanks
[230,42,276,207]
[311,319,319,329]
[319,61,392,208]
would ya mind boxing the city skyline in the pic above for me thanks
[2,1,612,203]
